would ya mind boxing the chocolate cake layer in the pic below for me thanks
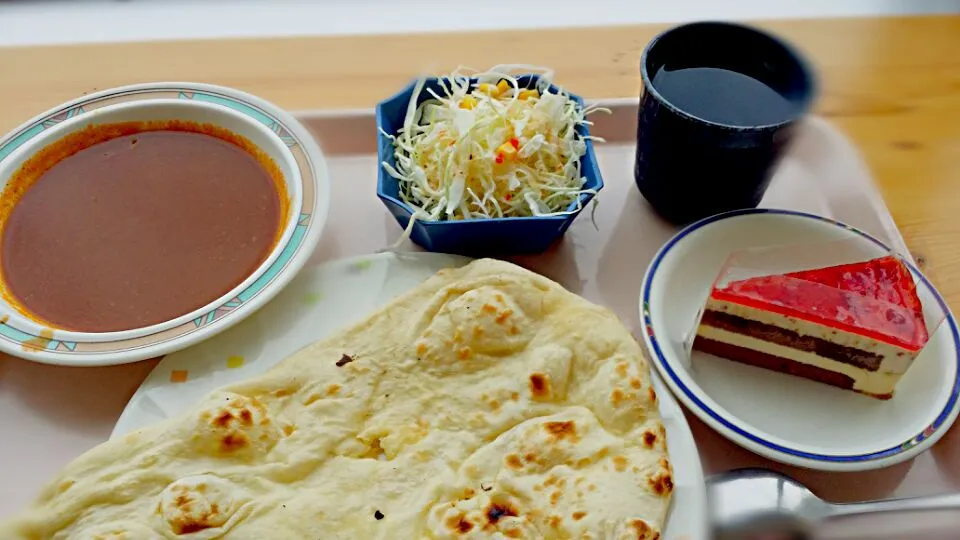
[699,310,884,371]
[693,337,893,400]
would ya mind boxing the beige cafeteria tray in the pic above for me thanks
[0,99,956,539]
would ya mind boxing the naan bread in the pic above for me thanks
[2,259,672,539]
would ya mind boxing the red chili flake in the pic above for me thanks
[495,154,504,164]
[509,138,519,149]
[504,193,512,201]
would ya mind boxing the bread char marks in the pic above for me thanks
[568,353,658,436]
[401,280,574,437]
[157,474,247,537]
[426,408,669,539]
[413,281,538,370]
[429,490,541,539]
[224,342,398,465]
[192,393,281,458]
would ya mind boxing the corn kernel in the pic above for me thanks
[477,83,497,95]
[459,96,478,109]
[496,142,517,161]
[496,80,511,95]
[518,89,539,101]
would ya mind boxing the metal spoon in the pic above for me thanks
[708,468,960,539]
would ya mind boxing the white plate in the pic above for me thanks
[113,252,708,540]
[640,208,960,472]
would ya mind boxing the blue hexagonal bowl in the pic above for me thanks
[376,74,604,256]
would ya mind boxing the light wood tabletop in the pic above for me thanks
[0,15,958,301]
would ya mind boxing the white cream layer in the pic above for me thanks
[696,325,903,396]
[704,298,918,374]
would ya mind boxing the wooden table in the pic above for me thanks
[0,15,957,303]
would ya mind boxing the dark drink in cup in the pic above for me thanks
[635,22,816,225]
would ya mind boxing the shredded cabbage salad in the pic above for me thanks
[381,65,606,226]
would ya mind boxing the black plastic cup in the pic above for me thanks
[635,21,816,225]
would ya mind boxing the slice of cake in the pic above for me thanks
[692,255,928,399]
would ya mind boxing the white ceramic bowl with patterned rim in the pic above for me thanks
[0,82,330,366]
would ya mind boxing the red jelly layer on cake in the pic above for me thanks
[712,256,929,351]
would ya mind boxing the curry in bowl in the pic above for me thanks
[0,119,288,333]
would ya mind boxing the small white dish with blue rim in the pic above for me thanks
[639,208,960,471]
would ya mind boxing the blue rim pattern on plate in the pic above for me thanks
[0,86,321,357]
[641,208,960,463]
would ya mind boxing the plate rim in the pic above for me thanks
[0,82,331,366]
[639,208,960,471]
[111,252,709,539]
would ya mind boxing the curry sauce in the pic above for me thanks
[0,120,288,332]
